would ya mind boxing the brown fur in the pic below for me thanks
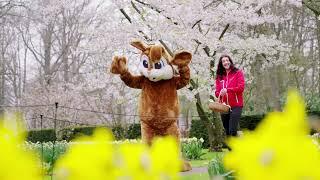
[110,56,127,74]
[110,40,192,171]
[149,45,163,63]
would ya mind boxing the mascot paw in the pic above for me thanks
[110,56,128,74]
[181,160,192,172]
[171,51,192,67]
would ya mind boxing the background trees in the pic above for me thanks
[0,0,318,149]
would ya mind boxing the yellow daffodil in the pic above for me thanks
[117,136,181,180]
[117,142,151,179]
[224,90,320,180]
[54,128,181,180]
[150,136,181,180]
[0,115,42,180]
[54,128,116,180]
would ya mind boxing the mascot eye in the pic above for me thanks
[143,60,148,68]
[154,62,162,69]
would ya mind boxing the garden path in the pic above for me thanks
[180,167,207,175]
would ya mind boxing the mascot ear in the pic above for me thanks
[171,51,192,67]
[149,45,163,62]
[130,40,148,52]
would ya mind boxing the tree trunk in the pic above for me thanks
[190,79,224,151]
[308,38,315,95]
[42,24,54,85]
[23,47,27,93]
[0,50,5,115]
[269,67,282,111]
[62,10,69,83]
[316,17,320,94]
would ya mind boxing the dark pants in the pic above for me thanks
[221,107,242,137]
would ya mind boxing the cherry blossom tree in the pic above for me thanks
[105,0,301,150]
[3,0,315,149]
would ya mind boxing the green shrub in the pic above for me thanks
[239,114,265,130]
[126,123,141,139]
[60,126,99,141]
[181,137,205,160]
[28,125,128,142]
[112,125,126,140]
[190,114,265,148]
[309,111,320,116]
[27,129,56,142]
[306,94,320,112]
[239,111,320,131]
[208,155,235,180]
[189,119,210,148]
[72,126,97,135]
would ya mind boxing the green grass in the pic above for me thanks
[189,149,225,167]
[181,149,228,179]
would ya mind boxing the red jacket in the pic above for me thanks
[215,70,245,108]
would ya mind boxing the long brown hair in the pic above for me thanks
[216,55,238,80]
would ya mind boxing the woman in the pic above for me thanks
[215,55,245,137]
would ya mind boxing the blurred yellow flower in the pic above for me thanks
[117,142,151,179]
[54,128,116,180]
[150,137,181,180]
[54,128,181,180]
[224,90,320,180]
[0,115,42,180]
[116,136,181,180]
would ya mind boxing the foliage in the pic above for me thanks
[126,123,141,139]
[28,110,320,144]
[27,129,56,142]
[190,114,265,148]
[239,114,265,130]
[181,137,205,160]
[29,125,130,142]
[24,141,68,174]
[189,119,210,148]
[111,125,126,140]
[189,149,222,168]
[208,155,234,180]
[41,126,97,142]
[306,93,320,113]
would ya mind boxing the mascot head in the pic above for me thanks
[131,40,174,82]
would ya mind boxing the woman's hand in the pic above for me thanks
[220,88,227,96]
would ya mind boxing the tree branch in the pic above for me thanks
[134,0,162,13]
[133,0,178,25]
[204,0,220,9]
[159,40,173,56]
[119,4,173,55]
[302,0,320,16]
[192,19,202,29]
[119,9,132,23]
[218,23,230,40]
